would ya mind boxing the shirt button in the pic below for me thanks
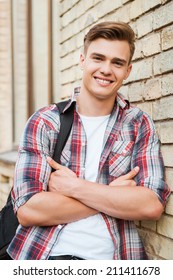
[82,142,85,146]
[58,225,63,229]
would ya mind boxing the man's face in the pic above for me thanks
[80,38,132,101]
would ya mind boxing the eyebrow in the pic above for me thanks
[90,52,128,64]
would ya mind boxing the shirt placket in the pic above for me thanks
[80,119,87,179]
[70,111,87,179]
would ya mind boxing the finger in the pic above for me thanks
[122,166,139,180]
[46,156,63,170]
[54,168,77,178]
[109,179,137,187]
[116,166,139,181]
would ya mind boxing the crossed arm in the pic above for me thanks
[17,158,164,227]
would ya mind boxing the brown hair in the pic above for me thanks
[84,21,135,64]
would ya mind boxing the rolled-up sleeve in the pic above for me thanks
[12,106,59,213]
[131,112,171,206]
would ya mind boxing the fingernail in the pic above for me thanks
[46,156,52,162]
[134,166,139,172]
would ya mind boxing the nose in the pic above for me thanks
[100,61,112,75]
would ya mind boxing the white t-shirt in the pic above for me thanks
[51,114,114,259]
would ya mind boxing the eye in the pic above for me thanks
[113,60,125,67]
[92,56,102,61]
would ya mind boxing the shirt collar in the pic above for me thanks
[62,87,129,113]
[116,93,130,109]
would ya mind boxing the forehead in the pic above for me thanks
[86,38,130,62]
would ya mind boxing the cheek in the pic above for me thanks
[84,60,99,72]
[116,70,128,82]
[83,66,96,81]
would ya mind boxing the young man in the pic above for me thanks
[8,22,170,260]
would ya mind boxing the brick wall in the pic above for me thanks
[58,0,173,259]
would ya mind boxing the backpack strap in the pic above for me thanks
[52,100,75,164]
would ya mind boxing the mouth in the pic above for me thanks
[94,77,114,86]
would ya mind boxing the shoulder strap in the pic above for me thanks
[52,100,75,164]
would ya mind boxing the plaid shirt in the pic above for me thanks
[7,90,170,260]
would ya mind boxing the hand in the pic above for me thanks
[109,166,139,187]
[47,157,77,194]
[47,157,77,178]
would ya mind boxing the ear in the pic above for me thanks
[79,53,85,70]
[124,64,132,80]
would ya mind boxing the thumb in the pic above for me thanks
[123,166,140,180]
[116,166,140,181]
[46,156,62,170]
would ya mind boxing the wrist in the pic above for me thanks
[69,177,82,197]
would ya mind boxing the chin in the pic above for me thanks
[93,92,115,101]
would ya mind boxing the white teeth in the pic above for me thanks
[95,78,111,84]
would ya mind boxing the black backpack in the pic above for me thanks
[0,100,75,259]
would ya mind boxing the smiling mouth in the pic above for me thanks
[94,77,113,85]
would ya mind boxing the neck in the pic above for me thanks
[77,90,116,117]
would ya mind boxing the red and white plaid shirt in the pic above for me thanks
[8,89,170,259]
